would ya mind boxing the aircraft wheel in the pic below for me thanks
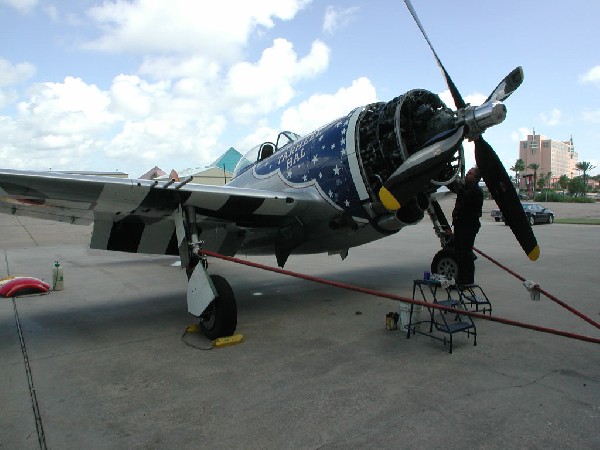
[431,248,459,280]
[199,275,237,339]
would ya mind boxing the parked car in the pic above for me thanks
[490,202,554,225]
[490,208,504,221]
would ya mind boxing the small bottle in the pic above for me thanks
[52,261,64,291]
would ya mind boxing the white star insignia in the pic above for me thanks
[340,149,346,157]
[344,199,350,207]
[328,190,334,197]
[333,165,340,176]
[287,170,292,178]
[331,143,336,150]
[312,155,319,165]
[302,174,308,182]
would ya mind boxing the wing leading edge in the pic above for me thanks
[0,169,323,256]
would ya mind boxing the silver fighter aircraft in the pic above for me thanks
[0,1,539,339]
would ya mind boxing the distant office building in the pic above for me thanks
[518,131,579,188]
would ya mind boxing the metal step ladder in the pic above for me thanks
[455,284,492,315]
[407,279,478,353]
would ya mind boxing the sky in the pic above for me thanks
[1,0,599,178]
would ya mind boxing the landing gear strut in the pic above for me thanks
[179,205,238,339]
[427,198,460,279]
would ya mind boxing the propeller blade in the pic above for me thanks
[403,0,465,110]
[475,137,539,261]
[485,66,524,103]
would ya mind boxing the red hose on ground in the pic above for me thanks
[202,250,600,345]
[473,247,600,329]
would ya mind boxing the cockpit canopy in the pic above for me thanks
[233,131,301,177]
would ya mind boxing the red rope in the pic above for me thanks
[473,247,600,329]
[202,250,600,345]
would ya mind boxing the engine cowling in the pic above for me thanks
[355,89,459,224]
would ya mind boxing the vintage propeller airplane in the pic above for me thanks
[0,1,538,339]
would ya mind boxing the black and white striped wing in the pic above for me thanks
[0,169,319,256]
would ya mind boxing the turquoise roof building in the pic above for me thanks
[211,147,242,173]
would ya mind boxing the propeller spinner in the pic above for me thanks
[385,0,540,261]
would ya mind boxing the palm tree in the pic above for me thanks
[545,171,552,190]
[510,158,525,189]
[527,163,540,197]
[558,174,569,191]
[575,161,596,196]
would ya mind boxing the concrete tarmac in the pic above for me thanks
[1,201,599,449]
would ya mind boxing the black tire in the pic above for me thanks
[494,217,501,222]
[528,215,535,226]
[431,248,459,280]
[199,275,237,339]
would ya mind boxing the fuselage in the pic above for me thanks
[222,89,459,259]
[225,107,395,257]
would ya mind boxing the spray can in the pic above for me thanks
[52,261,64,291]
[385,312,397,331]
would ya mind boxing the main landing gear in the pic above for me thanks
[427,199,460,279]
[179,205,238,339]
[431,247,459,280]
[199,275,237,340]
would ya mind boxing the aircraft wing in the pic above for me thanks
[0,169,322,256]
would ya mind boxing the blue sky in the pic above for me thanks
[1,0,598,178]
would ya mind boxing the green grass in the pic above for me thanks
[554,218,600,225]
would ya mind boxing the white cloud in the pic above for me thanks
[511,127,532,142]
[280,77,377,134]
[323,5,359,34]
[226,39,330,123]
[85,0,312,60]
[0,77,118,169]
[0,58,36,87]
[579,65,600,85]
[539,108,562,126]
[109,75,165,119]
[17,77,116,135]
[43,4,59,21]
[0,0,37,14]
[139,56,221,82]
[104,114,226,164]
[1,0,339,175]
[438,89,486,110]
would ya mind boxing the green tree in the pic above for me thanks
[510,158,525,189]
[558,174,569,191]
[575,161,596,196]
[527,163,540,194]
[568,176,584,196]
[537,174,546,191]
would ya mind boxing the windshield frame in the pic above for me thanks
[232,131,301,178]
